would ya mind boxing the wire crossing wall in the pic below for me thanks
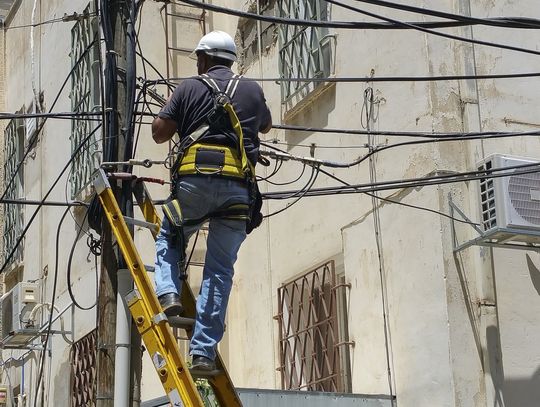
[2,116,25,266]
[276,261,349,392]
[70,5,101,198]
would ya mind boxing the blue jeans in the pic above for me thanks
[154,175,248,361]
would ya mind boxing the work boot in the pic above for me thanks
[158,293,183,316]
[191,355,216,371]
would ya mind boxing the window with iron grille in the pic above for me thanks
[70,5,101,198]
[71,329,97,407]
[278,0,335,105]
[2,115,25,265]
[276,260,352,392]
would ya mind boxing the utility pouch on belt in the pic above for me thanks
[246,180,263,234]
[163,199,183,229]
[195,147,225,173]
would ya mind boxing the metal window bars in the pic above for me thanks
[276,261,351,392]
[278,0,335,104]
[2,116,25,265]
[70,5,101,198]
[70,329,97,407]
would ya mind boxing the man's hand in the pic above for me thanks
[152,117,178,144]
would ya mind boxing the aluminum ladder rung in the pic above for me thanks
[124,216,159,234]
[190,368,224,378]
[168,316,196,330]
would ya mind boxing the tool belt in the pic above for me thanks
[177,143,245,179]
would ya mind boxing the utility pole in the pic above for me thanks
[96,1,140,405]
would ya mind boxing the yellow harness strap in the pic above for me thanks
[178,142,244,179]
[177,75,254,180]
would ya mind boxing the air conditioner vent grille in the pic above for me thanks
[508,172,540,225]
[479,161,497,230]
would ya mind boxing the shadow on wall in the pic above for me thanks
[526,254,540,296]
[284,84,337,148]
[486,325,540,407]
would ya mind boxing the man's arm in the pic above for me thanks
[260,114,272,134]
[259,104,272,134]
[152,117,178,144]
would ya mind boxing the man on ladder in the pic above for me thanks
[151,31,272,371]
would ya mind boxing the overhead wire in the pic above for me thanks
[32,206,71,407]
[263,162,540,199]
[4,12,98,31]
[66,208,99,311]
[172,0,540,30]
[326,0,540,56]
[144,71,540,85]
[0,123,103,273]
[263,165,321,218]
[271,125,540,139]
[0,38,99,208]
[350,0,540,29]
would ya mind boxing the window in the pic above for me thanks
[276,260,352,392]
[2,114,25,266]
[70,5,101,197]
[278,0,335,105]
[71,329,97,407]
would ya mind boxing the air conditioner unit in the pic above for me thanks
[0,282,39,347]
[477,154,540,244]
[0,383,10,406]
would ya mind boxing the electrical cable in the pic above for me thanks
[144,71,540,85]
[271,124,540,139]
[0,123,103,273]
[0,111,103,120]
[263,162,540,199]
[261,127,540,169]
[351,0,540,29]
[263,165,320,218]
[0,39,98,207]
[32,206,71,407]
[264,163,307,186]
[267,140,368,149]
[262,135,481,226]
[319,164,480,226]
[257,159,284,182]
[66,208,99,310]
[5,12,98,31]
[326,0,540,57]
[172,0,540,30]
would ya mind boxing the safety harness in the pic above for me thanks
[163,74,262,278]
[175,74,254,180]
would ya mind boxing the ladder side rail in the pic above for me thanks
[94,170,205,407]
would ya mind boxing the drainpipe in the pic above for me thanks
[114,269,132,407]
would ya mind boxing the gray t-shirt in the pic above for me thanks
[158,65,272,166]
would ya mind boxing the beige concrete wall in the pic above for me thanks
[229,1,540,407]
[2,0,540,406]
[3,0,99,404]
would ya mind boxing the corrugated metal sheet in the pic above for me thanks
[141,388,395,407]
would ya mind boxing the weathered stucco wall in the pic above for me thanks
[2,0,540,406]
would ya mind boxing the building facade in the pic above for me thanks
[1,0,540,406]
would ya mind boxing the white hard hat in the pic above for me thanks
[192,30,237,62]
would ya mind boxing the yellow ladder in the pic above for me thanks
[94,169,243,407]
